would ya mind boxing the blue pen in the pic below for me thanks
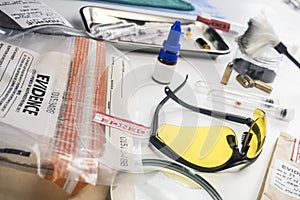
[152,21,181,84]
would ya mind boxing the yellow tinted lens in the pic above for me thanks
[156,124,237,168]
[247,109,266,159]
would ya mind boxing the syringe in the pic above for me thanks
[90,21,139,40]
[194,81,294,121]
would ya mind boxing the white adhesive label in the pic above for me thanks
[0,41,71,139]
[271,159,300,199]
[0,0,72,28]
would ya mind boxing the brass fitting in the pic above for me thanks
[221,62,234,85]
[236,74,273,93]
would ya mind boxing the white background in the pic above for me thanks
[40,0,300,199]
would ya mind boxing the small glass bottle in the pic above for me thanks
[152,21,181,84]
[232,46,283,83]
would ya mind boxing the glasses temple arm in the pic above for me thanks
[150,75,189,136]
[165,86,254,126]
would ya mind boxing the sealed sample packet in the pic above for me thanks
[258,132,300,200]
[0,27,140,195]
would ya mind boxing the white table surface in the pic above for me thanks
[37,0,300,199]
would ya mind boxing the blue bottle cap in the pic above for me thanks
[158,49,178,63]
[159,21,181,63]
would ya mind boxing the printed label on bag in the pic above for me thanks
[271,159,300,199]
[0,40,71,138]
[0,0,72,29]
[100,55,143,172]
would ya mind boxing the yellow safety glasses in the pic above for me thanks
[150,76,266,172]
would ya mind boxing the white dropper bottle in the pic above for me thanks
[152,21,181,84]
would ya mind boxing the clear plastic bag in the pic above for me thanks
[0,25,141,194]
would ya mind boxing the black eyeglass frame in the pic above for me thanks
[150,75,265,172]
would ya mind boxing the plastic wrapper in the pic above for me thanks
[0,25,144,194]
